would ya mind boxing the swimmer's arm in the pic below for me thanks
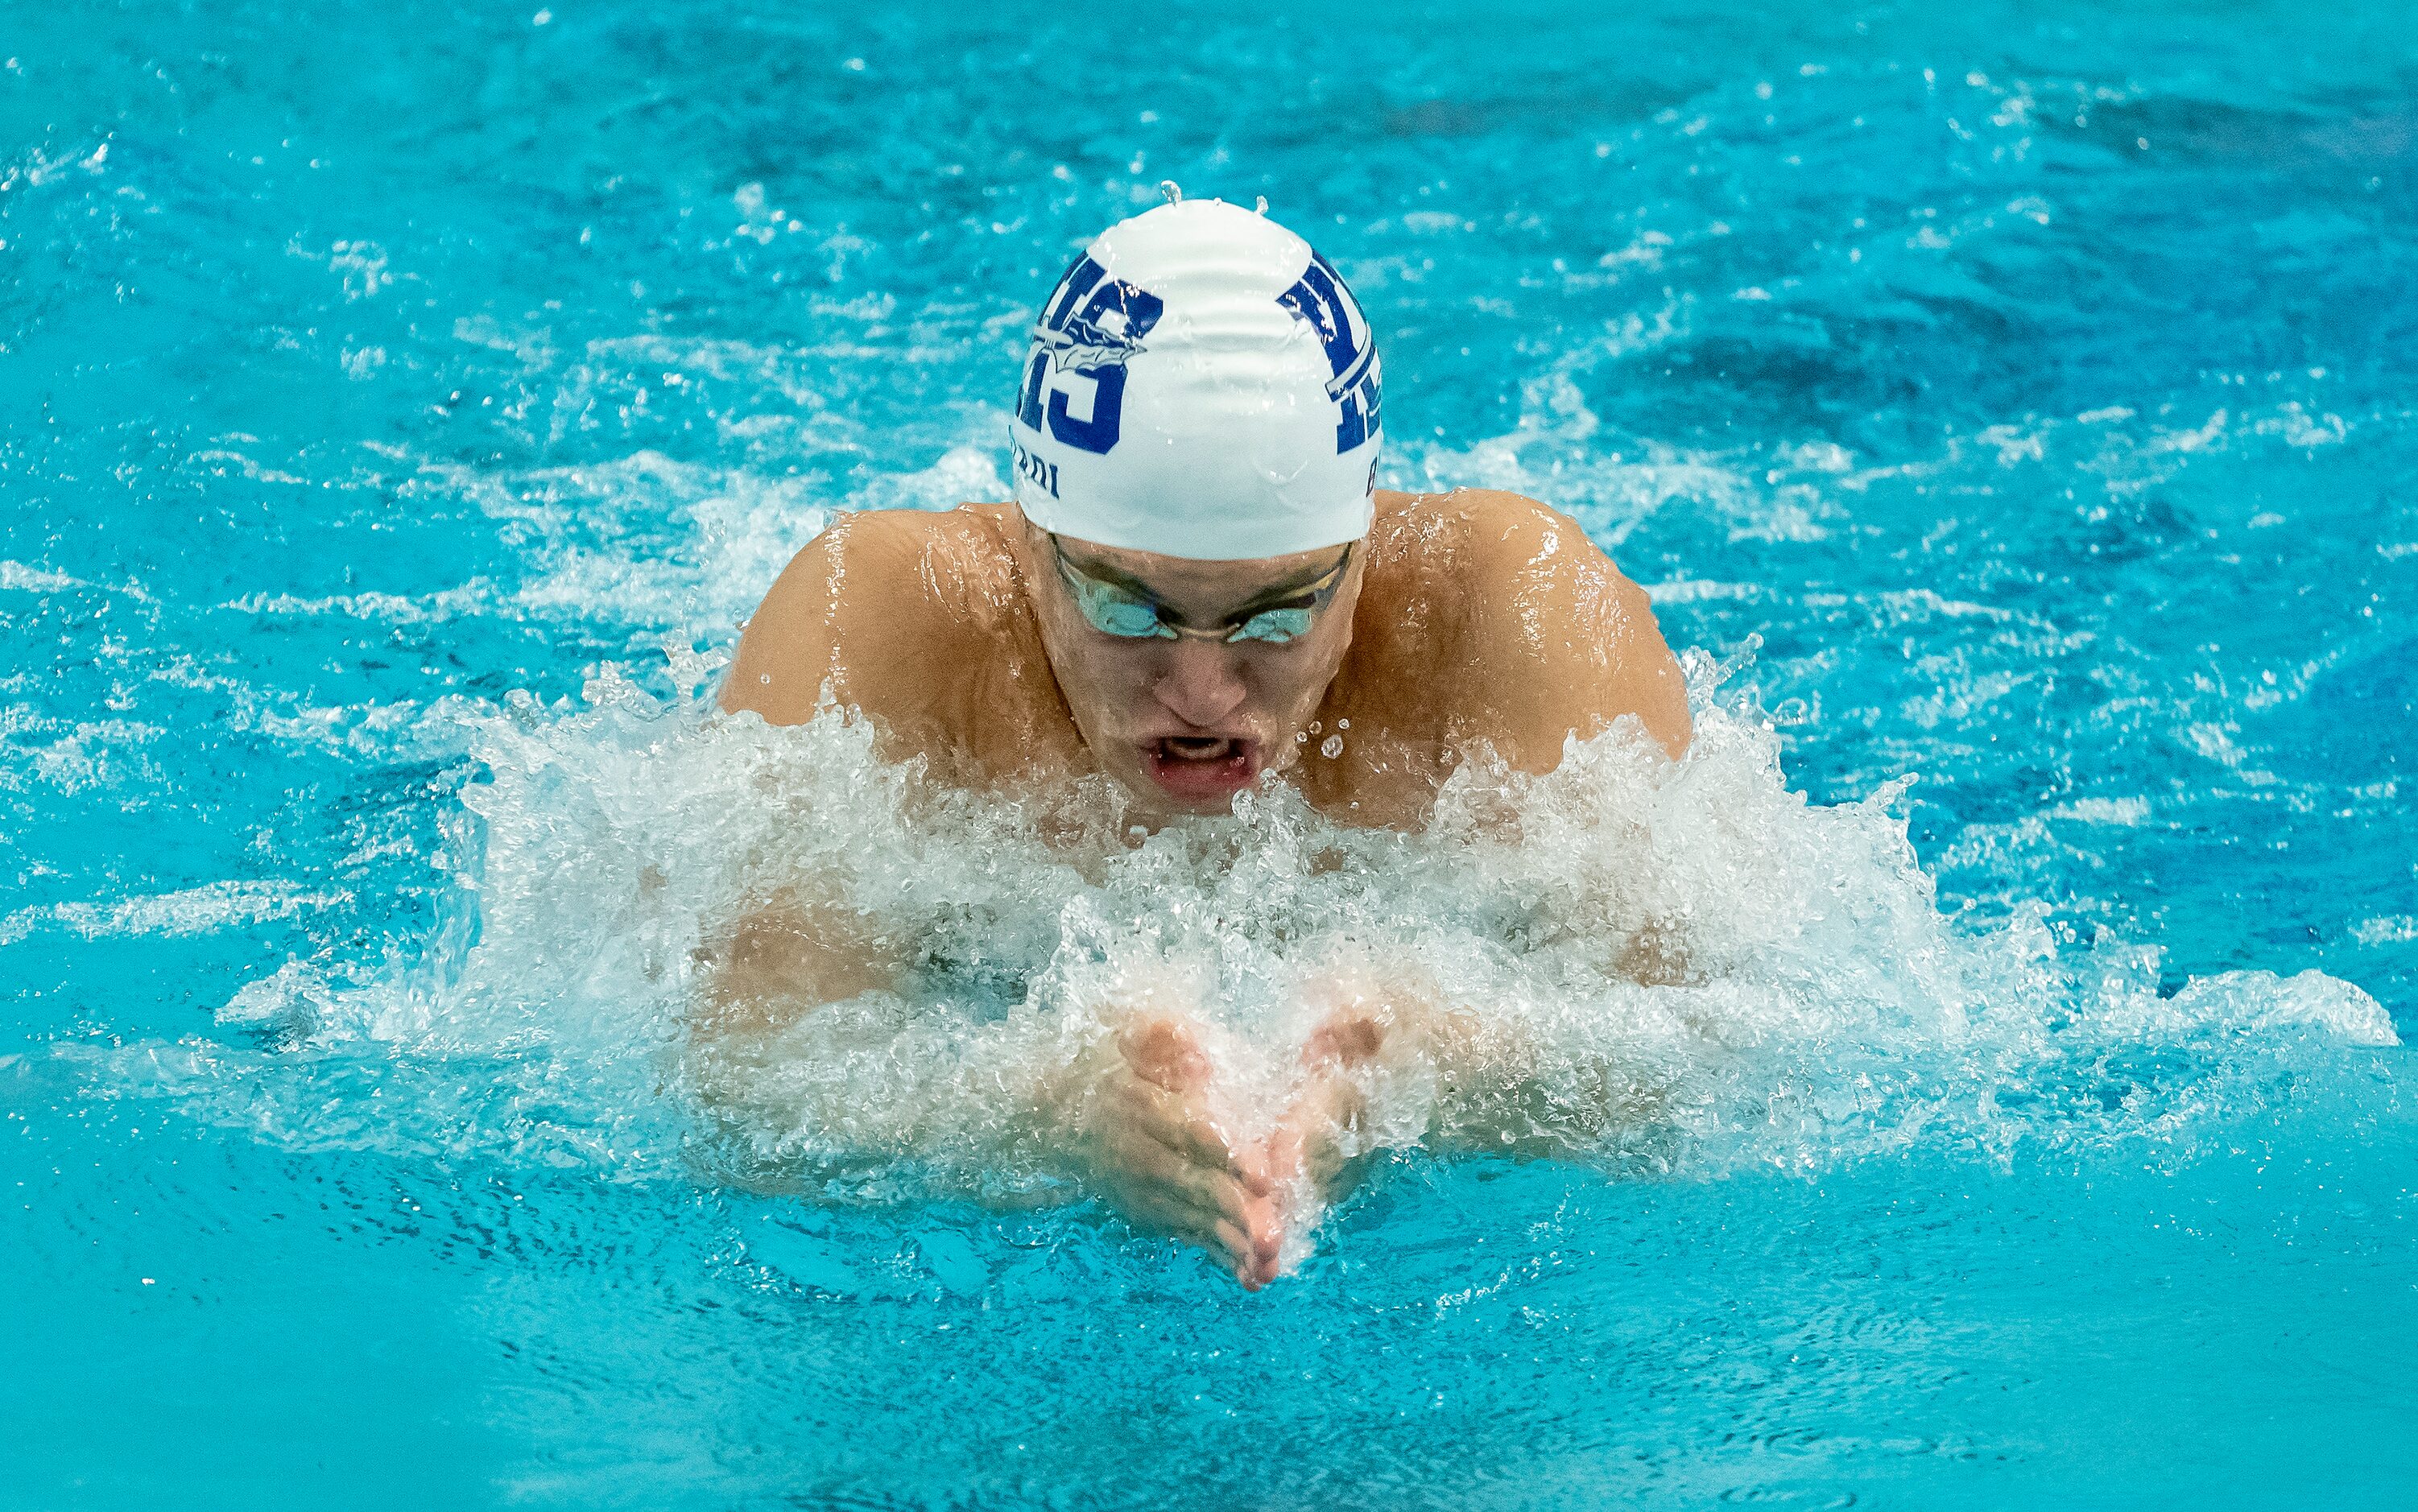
[1316,977,1658,1159]
[688,888,907,1056]
[1421,1022,1663,1159]
[1456,491,1692,764]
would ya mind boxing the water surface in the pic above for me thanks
[5,2,2416,1506]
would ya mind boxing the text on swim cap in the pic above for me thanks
[1276,251,1383,454]
[1015,244,1381,463]
[1016,253,1164,456]
[1010,434,1060,498]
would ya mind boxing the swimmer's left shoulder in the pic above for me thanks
[1372,488,1635,590]
[1371,488,1689,759]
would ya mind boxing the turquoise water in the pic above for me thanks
[6,1,2417,1506]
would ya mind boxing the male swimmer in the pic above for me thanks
[706,194,1690,1287]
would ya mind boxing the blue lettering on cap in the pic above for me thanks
[1277,250,1383,453]
[1015,253,1165,456]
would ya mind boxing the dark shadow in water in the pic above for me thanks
[2047,92,2418,177]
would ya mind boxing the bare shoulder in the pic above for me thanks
[1371,487,1622,596]
[721,504,1029,729]
[1352,488,1690,762]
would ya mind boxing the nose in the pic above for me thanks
[1153,639,1248,729]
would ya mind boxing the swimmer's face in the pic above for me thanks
[1015,514,1365,815]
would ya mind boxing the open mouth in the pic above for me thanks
[1141,736,1261,803]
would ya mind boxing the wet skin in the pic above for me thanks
[723,488,1689,824]
[710,488,1692,1283]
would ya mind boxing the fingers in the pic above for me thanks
[1265,1067,1372,1206]
[1089,1013,1300,1287]
[1161,1105,1273,1198]
[1104,1075,1271,1196]
[1138,1084,1237,1172]
[1112,1139,1282,1268]
[1101,1015,1275,1198]
[1123,1188,1235,1262]
[1241,1234,1290,1290]
[1292,1091,1353,1187]
[1098,1126,1288,1290]
[1098,1116,1261,1237]
[1120,1184,1279,1285]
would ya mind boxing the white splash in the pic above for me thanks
[68,651,2395,1206]
[1,880,349,946]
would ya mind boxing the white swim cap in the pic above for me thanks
[1006,197,1383,561]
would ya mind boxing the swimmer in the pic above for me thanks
[703,195,1690,1287]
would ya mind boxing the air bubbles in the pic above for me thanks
[1319,734,1344,759]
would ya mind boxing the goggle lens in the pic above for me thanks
[1228,607,1312,644]
[1068,576,1173,639]
[1052,539,1347,647]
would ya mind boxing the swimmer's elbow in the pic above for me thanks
[721,641,829,727]
[690,896,903,1093]
[1539,626,1692,764]
[717,653,831,726]
[1661,709,1693,759]
[720,511,959,727]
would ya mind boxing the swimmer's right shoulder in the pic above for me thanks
[720,504,1020,726]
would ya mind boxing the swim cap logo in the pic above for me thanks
[1015,253,1165,456]
[1276,250,1383,455]
[1040,310,1146,374]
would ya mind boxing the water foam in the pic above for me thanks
[66,648,2394,1221]
[0,881,350,947]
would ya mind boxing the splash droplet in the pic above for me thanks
[1320,734,1344,759]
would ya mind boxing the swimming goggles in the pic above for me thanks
[1048,535,1354,646]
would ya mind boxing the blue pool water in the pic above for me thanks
[6,1,2417,1506]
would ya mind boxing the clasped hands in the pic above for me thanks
[1079,993,1401,1290]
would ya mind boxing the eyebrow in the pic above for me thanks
[1222,565,1342,618]
[1060,547,1349,619]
